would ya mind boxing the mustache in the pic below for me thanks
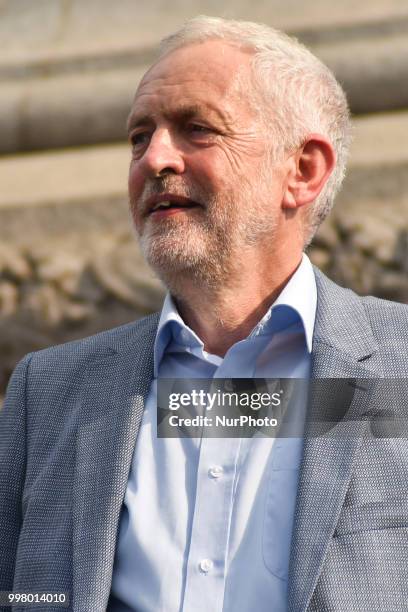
[143,177,195,198]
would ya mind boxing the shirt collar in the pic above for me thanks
[267,253,316,352]
[153,293,202,376]
[153,254,316,375]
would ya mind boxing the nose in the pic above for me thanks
[140,128,185,177]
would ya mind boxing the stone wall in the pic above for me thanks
[0,233,164,395]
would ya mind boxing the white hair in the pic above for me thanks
[158,15,352,245]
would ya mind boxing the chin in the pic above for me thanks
[140,224,207,265]
[142,240,223,294]
[142,232,196,264]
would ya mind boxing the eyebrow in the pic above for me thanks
[126,104,226,134]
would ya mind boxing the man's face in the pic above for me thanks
[128,40,287,289]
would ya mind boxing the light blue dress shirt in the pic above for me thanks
[110,254,317,612]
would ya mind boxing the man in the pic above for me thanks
[1,15,408,612]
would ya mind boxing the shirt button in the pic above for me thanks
[199,558,214,573]
[208,465,224,479]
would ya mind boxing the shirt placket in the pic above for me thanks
[181,433,241,612]
[181,336,268,611]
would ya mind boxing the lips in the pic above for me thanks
[145,193,201,216]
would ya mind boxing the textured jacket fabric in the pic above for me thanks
[1,268,408,612]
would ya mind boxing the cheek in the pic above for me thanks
[128,161,144,200]
[128,163,146,232]
[188,153,231,193]
[211,139,264,184]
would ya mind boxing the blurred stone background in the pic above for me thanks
[1,0,408,399]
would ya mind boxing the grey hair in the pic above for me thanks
[158,15,352,245]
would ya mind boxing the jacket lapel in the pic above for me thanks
[72,318,158,611]
[288,269,381,612]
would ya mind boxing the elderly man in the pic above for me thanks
[1,15,408,612]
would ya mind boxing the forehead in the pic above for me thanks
[129,41,254,125]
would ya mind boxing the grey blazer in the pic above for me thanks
[1,268,408,612]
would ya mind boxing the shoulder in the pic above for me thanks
[313,266,408,357]
[24,312,160,379]
[359,294,408,342]
[2,314,160,445]
[314,265,408,319]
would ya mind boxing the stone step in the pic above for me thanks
[2,11,408,81]
[2,37,408,154]
[2,0,408,68]
[1,1,408,153]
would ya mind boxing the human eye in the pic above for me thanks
[185,123,217,142]
[190,123,209,131]
[187,123,211,134]
[129,130,151,151]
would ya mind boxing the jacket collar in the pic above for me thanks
[312,266,379,368]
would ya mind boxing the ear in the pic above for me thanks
[282,135,336,209]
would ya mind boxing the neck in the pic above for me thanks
[171,251,303,357]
